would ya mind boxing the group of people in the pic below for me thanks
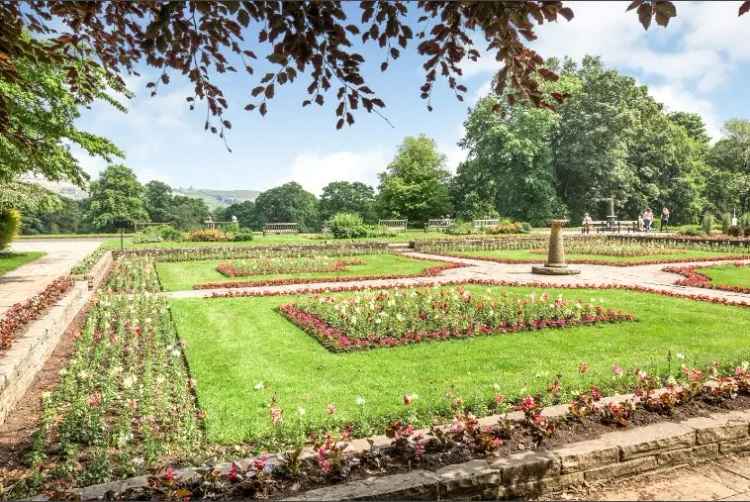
[581,207,670,233]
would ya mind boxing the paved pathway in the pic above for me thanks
[554,454,750,501]
[165,250,750,305]
[1,239,102,316]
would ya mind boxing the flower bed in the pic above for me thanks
[0,276,73,352]
[194,261,464,290]
[116,242,389,262]
[70,245,107,275]
[106,256,161,293]
[279,287,634,352]
[664,262,750,294]
[216,256,366,277]
[442,251,750,267]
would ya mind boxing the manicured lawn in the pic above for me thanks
[0,252,45,277]
[452,248,747,264]
[169,284,750,444]
[697,263,750,288]
[156,253,447,291]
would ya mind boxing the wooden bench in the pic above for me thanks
[427,218,453,231]
[263,222,299,234]
[378,219,408,232]
[473,219,500,230]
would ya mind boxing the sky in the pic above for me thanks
[72,1,750,195]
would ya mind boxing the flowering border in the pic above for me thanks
[278,303,635,352]
[433,251,750,267]
[664,262,750,294]
[193,260,465,290]
[215,258,366,278]
[0,275,74,353]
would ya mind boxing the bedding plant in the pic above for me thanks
[216,256,366,277]
[280,287,634,352]
[665,262,750,294]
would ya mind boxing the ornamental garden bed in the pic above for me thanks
[279,287,634,352]
[665,262,750,294]
[156,253,458,291]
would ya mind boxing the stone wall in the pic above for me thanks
[0,251,112,425]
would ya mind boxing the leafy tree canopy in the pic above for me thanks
[319,181,376,223]
[220,200,257,230]
[377,135,453,224]
[143,181,174,223]
[2,0,745,147]
[253,182,319,232]
[85,164,149,231]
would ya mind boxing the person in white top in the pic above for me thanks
[582,212,593,234]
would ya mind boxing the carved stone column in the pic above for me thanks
[532,220,581,275]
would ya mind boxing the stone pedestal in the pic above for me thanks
[532,220,580,275]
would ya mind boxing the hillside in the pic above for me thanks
[174,187,260,209]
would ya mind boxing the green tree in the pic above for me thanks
[85,165,149,231]
[0,45,124,188]
[377,135,453,225]
[143,181,174,223]
[706,119,750,213]
[170,195,210,230]
[221,200,257,229]
[253,182,319,232]
[669,112,711,146]
[21,196,84,235]
[453,95,563,226]
[319,181,376,223]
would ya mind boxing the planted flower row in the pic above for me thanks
[117,242,390,263]
[216,256,366,277]
[70,245,107,276]
[106,256,162,293]
[279,287,634,352]
[0,276,73,352]
[16,292,202,496]
[664,262,750,294]
[194,261,464,290]
[440,252,750,267]
[49,360,750,501]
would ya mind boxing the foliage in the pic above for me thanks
[705,119,750,214]
[328,212,381,239]
[283,287,634,352]
[217,256,364,277]
[232,230,255,242]
[0,38,124,188]
[0,208,21,250]
[219,201,257,230]
[377,135,453,225]
[320,182,377,223]
[701,213,715,235]
[106,256,161,293]
[21,196,84,235]
[188,228,229,242]
[86,165,149,232]
[254,182,320,232]
[143,181,174,223]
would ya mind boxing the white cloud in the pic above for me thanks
[284,150,389,195]
[649,83,723,140]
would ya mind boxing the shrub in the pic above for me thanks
[160,226,183,241]
[486,222,524,234]
[728,225,742,237]
[232,230,255,241]
[329,212,373,239]
[188,228,229,242]
[741,213,750,237]
[445,221,476,235]
[675,225,702,237]
[0,209,21,250]
[701,213,715,235]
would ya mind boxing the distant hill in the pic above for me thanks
[21,177,88,200]
[174,187,260,209]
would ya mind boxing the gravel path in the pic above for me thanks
[1,239,102,316]
[164,250,750,303]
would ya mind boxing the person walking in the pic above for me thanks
[642,208,654,232]
[660,207,670,232]
[582,212,593,234]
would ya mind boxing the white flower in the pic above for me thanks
[675,352,685,360]
[254,382,265,391]
[171,348,181,357]
[59,368,68,376]
[355,396,366,406]
[297,407,306,416]
[78,370,90,380]
[122,374,136,389]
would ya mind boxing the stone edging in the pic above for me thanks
[0,250,112,425]
[286,409,750,501]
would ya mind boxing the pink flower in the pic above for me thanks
[228,462,239,482]
[253,455,268,472]
[494,394,505,404]
[612,363,623,377]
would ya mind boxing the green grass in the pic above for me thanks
[156,253,446,291]
[697,264,750,288]
[0,252,45,277]
[169,285,750,444]
[453,248,746,264]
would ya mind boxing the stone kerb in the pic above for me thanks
[85,250,113,290]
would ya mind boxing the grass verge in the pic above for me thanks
[698,263,750,289]
[0,251,45,277]
[448,248,747,265]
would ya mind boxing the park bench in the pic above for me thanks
[378,219,408,232]
[426,218,453,231]
[473,218,500,230]
[263,222,299,234]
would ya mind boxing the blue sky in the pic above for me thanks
[73,1,750,194]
